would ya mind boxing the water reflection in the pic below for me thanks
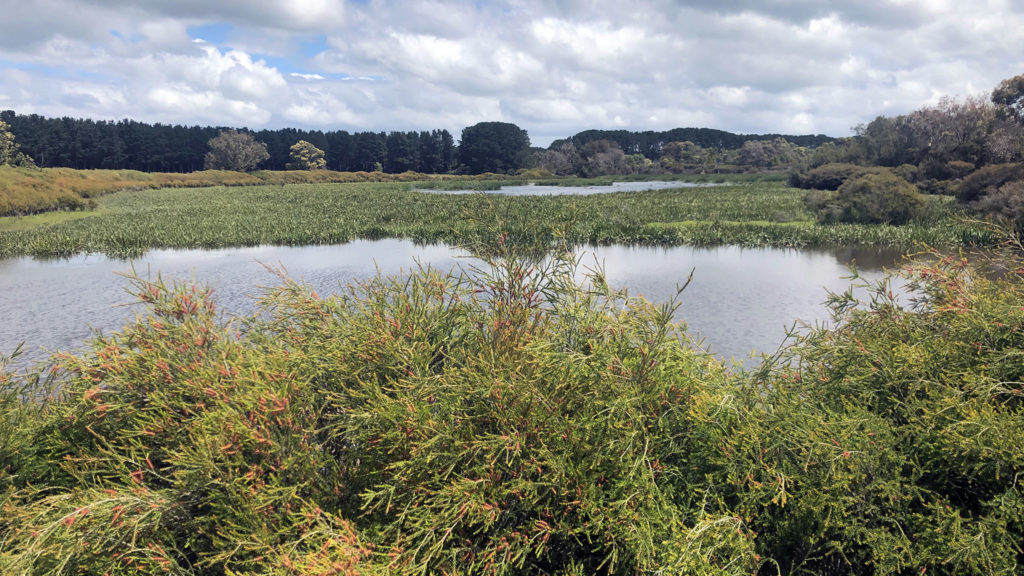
[417,180,716,196]
[0,240,903,371]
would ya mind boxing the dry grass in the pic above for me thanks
[0,168,480,217]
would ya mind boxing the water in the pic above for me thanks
[0,240,904,371]
[418,180,718,195]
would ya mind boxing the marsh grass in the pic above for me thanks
[0,178,985,259]
[0,167,489,218]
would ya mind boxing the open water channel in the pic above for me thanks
[0,239,906,371]
[417,180,717,195]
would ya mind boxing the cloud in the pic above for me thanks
[0,0,1021,146]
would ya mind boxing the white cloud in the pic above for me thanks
[0,0,1021,146]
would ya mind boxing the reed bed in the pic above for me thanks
[0,167,482,217]
[0,178,983,259]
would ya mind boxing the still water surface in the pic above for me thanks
[418,180,716,195]
[0,240,904,370]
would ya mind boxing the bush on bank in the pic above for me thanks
[1,236,1023,575]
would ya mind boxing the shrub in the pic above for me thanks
[726,246,1024,574]
[0,249,757,576]
[970,180,1024,232]
[790,162,878,191]
[956,162,1024,204]
[946,160,976,179]
[812,170,925,225]
[916,178,959,196]
[891,163,920,183]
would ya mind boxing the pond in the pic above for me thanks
[0,240,906,371]
[417,180,719,195]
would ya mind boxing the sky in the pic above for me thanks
[1,0,1022,147]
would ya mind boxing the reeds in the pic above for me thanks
[0,178,985,259]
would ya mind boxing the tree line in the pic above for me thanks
[552,127,834,159]
[0,110,457,174]
[2,109,839,175]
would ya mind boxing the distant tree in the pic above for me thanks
[353,132,387,172]
[907,95,994,170]
[659,141,707,173]
[204,130,269,172]
[624,153,653,174]
[992,73,1024,122]
[986,119,1024,163]
[732,137,805,169]
[286,140,326,170]
[458,122,531,174]
[535,142,580,176]
[0,118,34,167]
[385,131,420,173]
[579,139,627,176]
[439,129,456,172]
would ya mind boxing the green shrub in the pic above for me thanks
[0,249,759,576]
[809,170,925,225]
[3,233,1024,574]
[790,163,878,191]
[970,180,1024,232]
[917,178,959,196]
[892,163,920,183]
[728,247,1024,575]
[956,162,1024,204]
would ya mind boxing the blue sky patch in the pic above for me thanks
[187,23,233,45]
[299,35,329,59]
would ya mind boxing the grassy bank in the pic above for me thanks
[0,177,991,258]
[0,166,516,217]
[1,240,1022,574]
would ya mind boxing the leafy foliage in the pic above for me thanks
[726,245,1024,574]
[0,245,761,575]
[806,170,926,225]
[0,119,33,168]
[790,163,882,191]
[3,228,1024,574]
[991,73,1024,122]
[956,162,1024,205]
[458,122,532,174]
[286,140,326,170]
[203,130,270,172]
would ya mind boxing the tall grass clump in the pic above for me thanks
[3,227,1024,573]
[718,238,1024,575]
[0,239,759,575]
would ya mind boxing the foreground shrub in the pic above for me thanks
[3,234,1024,575]
[729,245,1024,574]
[0,248,757,575]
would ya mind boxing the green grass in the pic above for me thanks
[0,211,100,232]
[0,176,991,258]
